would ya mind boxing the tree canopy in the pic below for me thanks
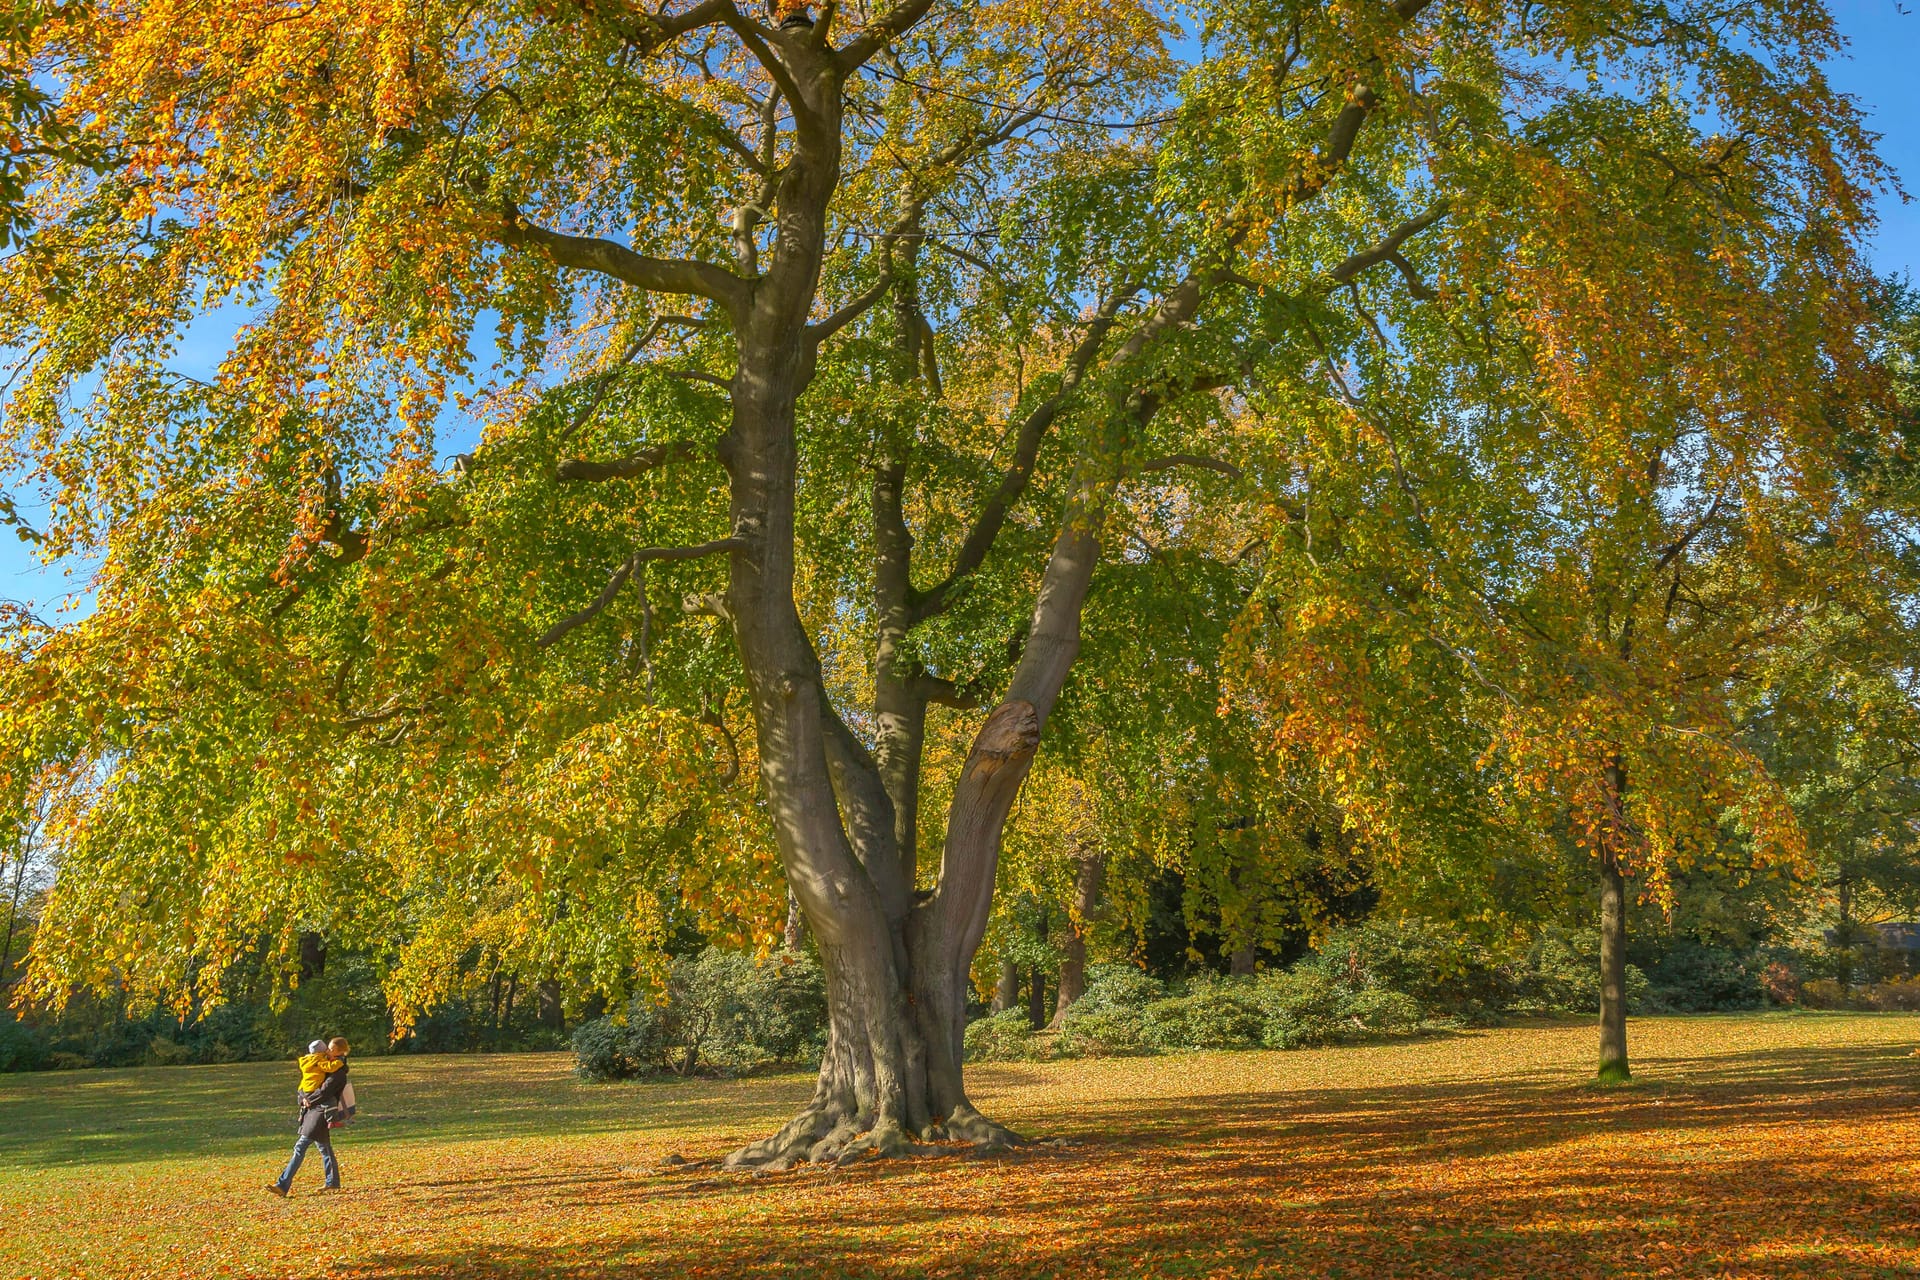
[0,0,1907,1155]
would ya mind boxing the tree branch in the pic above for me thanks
[663,368,734,390]
[911,283,1142,623]
[556,439,707,483]
[497,210,746,314]
[913,674,980,709]
[605,0,743,51]
[538,537,747,646]
[715,6,809,116]
[835,0,938,71]
[1328,202,1450,284]
[1137,453,1245,481]
[806,273,895,343]
[558,314,709,445]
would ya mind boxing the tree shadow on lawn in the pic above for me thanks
[348,1043,1920,1279]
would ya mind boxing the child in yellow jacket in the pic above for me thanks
[296,1040,344,1094]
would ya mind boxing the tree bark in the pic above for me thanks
[1597,759,1631,1085]
[0,835,30,984]
[1229,944,1258,977]
[783,887,807,952]
[993,959,1020,1014]
[1026,966,1047,1030]
[1052,849,1104,1025]
[1836,875,1855,988]
[537,979,563,1031]
[297,932,327,983]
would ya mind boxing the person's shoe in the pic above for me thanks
[266,1184,289,1198]
[316,1185,343,1194]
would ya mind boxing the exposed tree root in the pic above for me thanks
[943,1104,1024,1153]
[721,1102,1027,1171]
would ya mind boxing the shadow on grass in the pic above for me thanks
[334,1041,1920,1279]
[0,1053,818,1169]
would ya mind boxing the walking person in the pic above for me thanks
[268,1036,351,1197]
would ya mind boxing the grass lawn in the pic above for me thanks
[5,1013,1920,1279]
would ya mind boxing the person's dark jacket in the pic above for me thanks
[297,1059,349,1140]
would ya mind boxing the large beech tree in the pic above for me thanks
[0,0,1893,1160]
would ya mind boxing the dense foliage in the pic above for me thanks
[0,0,1911,1132]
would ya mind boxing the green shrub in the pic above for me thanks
[570,1019,628,1081]
[1864,977,1920,1012]
[1640,941,1763,1012]
[1342,987,1424,1037]
[1800,977,1850,1010]
[0,1011,46,1072]
[145,1036,193,1067]
[570,947,827,1080]
[1245,969,1420,1049]
[571,1001,673,1081]
[1245,969,1352,1049]
[1139,988,1263,1051]
[1306,917,1514,1021]
[964,1007,1040,1062]
[1054,1010,1147,1057]
[1067,964,1164,1019]
[735,950,829,1063]
[1507,930,1650,1016]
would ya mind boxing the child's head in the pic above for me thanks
[308,1039,327,1055]
[328,1037,350,1059]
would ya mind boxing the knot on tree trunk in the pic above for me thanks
[967,700,1040,778]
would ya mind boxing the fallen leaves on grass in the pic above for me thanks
[5,1015,1920,1279]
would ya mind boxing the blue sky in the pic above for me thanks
[3,2,1917,617]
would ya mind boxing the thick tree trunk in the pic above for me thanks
[1229,944,1258,977]
[718,36,1223,1165]
[993,960,1020,1013]
[1597,760,1631,1084]
[537,979,563,1031]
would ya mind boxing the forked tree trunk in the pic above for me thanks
[710,27,1229,1166]
[1597,759,1631,1084]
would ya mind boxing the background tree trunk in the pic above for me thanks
[1229,944,1257,977]
[1598,852,1630,1083]
[1836,876,1855,988]
[993,960,1020,1014]
[537,979,563,1031]
[1052,850,1104,1025]
[0,840,30,984]
[1598,759,1632,1084]
[297,932,327,983]
[1026,966,1047,1030]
